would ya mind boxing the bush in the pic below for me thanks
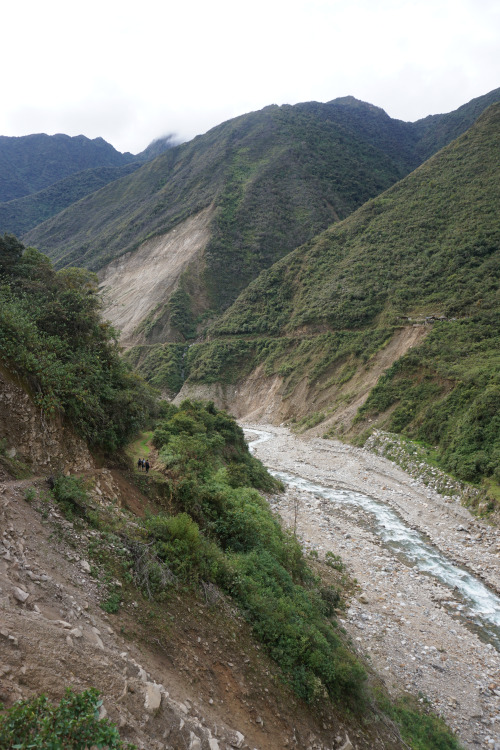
[0,687,134,749]
[141,399,366,706]
[50,474,89,520]
[377,694,462,750]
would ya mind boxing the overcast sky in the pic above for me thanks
[2,0,499,154]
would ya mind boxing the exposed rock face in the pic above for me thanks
[0,367,93,477]
[176,326,428,433]
[98,206,214,348]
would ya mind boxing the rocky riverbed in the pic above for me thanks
[244,424,500,750]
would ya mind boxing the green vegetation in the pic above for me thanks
[124,343,186,396]
[25,92,500,327]
[0,688,135,749]
[358,316,500,483]
[50,474,91,520]
[377,694,462,750]
[186,103,500,487]
[0,235,155,450]
[0,132,136,204]
[0,163,140,236]
[137,399,367,705]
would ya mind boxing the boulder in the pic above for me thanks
[144,682,162,713]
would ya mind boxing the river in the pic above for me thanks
[245,424,500,750]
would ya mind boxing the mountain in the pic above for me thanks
[181,102,500,489]
[0,163,139,236]
[23,89,500,352]
[0,133,135,202]
[412,86,500,162]
[0,133,176,236]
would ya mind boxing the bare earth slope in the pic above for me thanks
[177,325,427,429]
[98,206,214,348]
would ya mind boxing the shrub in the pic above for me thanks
[50,474,89,520]
[0,687,135,749]
[377,694,462,750]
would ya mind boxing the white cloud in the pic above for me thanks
[1,0,498,152]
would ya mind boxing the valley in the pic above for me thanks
[1,86,499,749]
[245,425,500,749]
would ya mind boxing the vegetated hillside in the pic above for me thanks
[24,99,413,290]
[0,401,460,750]
[0,135,176,236]
[0,235,154,451]
[183,102,500,490]
[24,90,500,357]
[0,163,139,236]
[0,237,464,749]
[412,85,500,162]
[0,133,135,202]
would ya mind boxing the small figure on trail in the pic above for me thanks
[137,458,143,471]
[145,460,150,474]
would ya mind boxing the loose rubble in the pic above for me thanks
[246,423,500,750]
[0,473,379,750]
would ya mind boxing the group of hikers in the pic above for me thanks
[137,457,150,473]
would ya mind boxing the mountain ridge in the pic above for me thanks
[22,88,500,352]
[179,101,500,491]
[0,133,176,235]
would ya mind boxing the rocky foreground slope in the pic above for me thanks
[0,366,413,750]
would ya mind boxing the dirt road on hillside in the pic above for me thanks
[244,424,500,750]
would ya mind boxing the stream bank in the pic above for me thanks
[245,424,500,750]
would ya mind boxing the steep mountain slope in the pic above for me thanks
[0,133,135,202]
[0,135,176,236]
[24,90,500,352]
[0,163,140,236]
[182,102,500,487]
[413,85,500,162]
[24,100,412,279]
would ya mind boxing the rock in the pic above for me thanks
[189,733,202,750]
[208,740,220,750]
[13,586,29,603]
[144,682,162,712]
[80,560,91,573]
[227,730,245,748]
[70,628,83,638]
[339,735,353,750]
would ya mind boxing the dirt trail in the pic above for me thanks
[245,424,500,750]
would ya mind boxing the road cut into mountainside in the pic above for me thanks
[244,424,500,750]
